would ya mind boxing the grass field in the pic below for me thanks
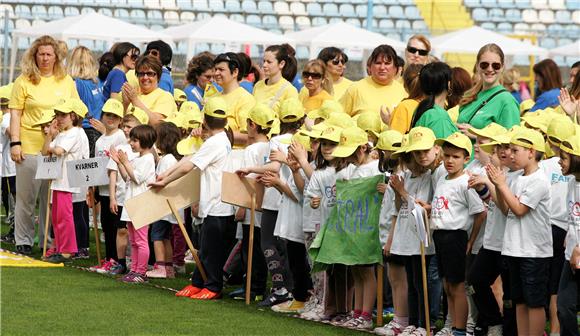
[0,220,365,336]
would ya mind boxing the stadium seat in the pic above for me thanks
[373,5,387,16]
[498,0,516,9]
[274,1,290,14]
[361,18,378,28]
[481,22,496,30]
[241,0,257,12]
[379,18,394,30]
[162,0,178,9]
[548,0,565,9]
[522,9,538,22]
[98,8,114,17]
[481,0,496,8]
[197,11,211,19]
[412,20,428,32]
[257,1,274,14]
[573,10,580,23]
[164,10,180,23]
[262,14,277,27]
[31,5,46,19]
[311,16,327,26]
[323,3,339,16]
[389,5,405,19]
[194,0,209,10]
[15,18,31,29]
[176,0,194,10]
[356,4,367,17]
[18,37,30,49]
[290,2,307,15]
[181,11,195,21]
[246,14,261,25]
[278,15,294,29]
[0,4,14,18]
[209,0,225,12]
[307,3,322,15]
[81,7,96,14]
[531,0,548,9]
[538,9,555,23]
[329,17,344,24]
[296,16,311,29]
[557,38,572,46]
[489,8,504,21]
[472,8,488,21]
[147,9,163,21]
[565,24,579,38]
[505,8,521,22]
[225,0,241,12]
[395,19,411,31]
[530,22,546,31]
[513,22,530,32]
[130,9,147,22]
[346,17,361,26]
[405,6,421,19]
[540,37,556,48]
[497,22,513,31]
[64,6,80,16]
[555,10,571,22]
[515,0,531,8]
[144,0,161,8]
[568,0,580,10]
[547,23,564,34]
[229,14,245,22]
[114,8,130,18]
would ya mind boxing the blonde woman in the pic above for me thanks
[502,68,522,104]
[299,59,334,112]
[9,35,79,255]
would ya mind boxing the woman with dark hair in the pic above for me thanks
[102,42,139,100]
[98,52,115,87]
[340,44,407,117]
[531,59,562,111]
[447,67,473,123]
[410,62,458,138]
[390,63,424,133]
[184,52,217,109]
[317,47,352,99]
[237,52,258,93]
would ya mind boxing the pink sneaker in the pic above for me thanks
[42,247,57,260]
[146,264,167,278]
[90,259,116,274]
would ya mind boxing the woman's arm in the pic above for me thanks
[9,109,24,163]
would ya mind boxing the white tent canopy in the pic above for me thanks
[549,39,580,57]
[9,13,172,81]
[430,26,547,57]
[162,17,288,59]
[285,22,405,58]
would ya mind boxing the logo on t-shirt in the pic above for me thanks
[324,185,336,207]
[431,196,449,219]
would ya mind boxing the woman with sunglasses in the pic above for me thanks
[405,35,431,66]
[530,59,562,112]
[317,47,352,100]
[299,60,333,113]
[457,44,520,136]
[122,55,177,126]
[102,42,139,100]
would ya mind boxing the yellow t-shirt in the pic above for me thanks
[332,77,353,101]
[390,98,420,134]
[129,88,177,120]
[253,78,298,114]
[340,77,407,117]
[299,89,334,112]
[447,105,460,124]
[126,70,140,90]
[220,87,256,133]
[9,74,79,154]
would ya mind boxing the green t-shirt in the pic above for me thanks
[415,105,458,138]
[457,85,520,129]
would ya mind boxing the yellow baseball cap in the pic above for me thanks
[318,125,343,143]
[435,132,473,156]
[165,114,187,129]
[390,134,410,159]
[375,130,403,151]
[174,88,187,103]
[279,98,305,123]
[33,109,55,126]
[547,115,575,144]
[356,112,382,138]
[405,127,436,153]
[203,97,228,119]
[248,104,277,129]
[102,99,124,118]
[127,106,149,125]
[560,134,580,156]
[468,122,507,140]
[520,99,535,114]
[332,127,368,158]
[54,98,88,118]
[281,131,312,151]
[307,100,344,120]
[522,110,553,133]
[179,101,200,115]
[326,112,355,129]
[177,136,204,156]
[510,128,545,152]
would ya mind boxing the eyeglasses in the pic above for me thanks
[127,53,139,61]
[331,58,346,65]
[302,71,322,79]
[136,71,157,78]
[479,62,502,71]
[406,46,429,56]
[146,49,159,57]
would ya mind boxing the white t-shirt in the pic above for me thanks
[502,168,552,258]
[72,129,90,203]
[431,173,485,231]
[302,161,317,233]
[565,179,580,261]
[349,159,381,179]
[242,142,270,227]
[540,157,571,230]
[465,159,485,175]
[465,160,487,254]
[1,114,15,177]
[274,171,305,244]
[94,129,127,197]
[120,152,156,222]
[50,127,85,193]
[261,133,292,211]
[305,166,337,232]
[190,131,234,218]
[379,172,395,246]
[157,154,183,224]
[106,143,138,206]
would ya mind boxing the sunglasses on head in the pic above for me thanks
[302,71,322,79]
[479,62,502,71]
[146,49,160,57]
[128,53,139,61]
[136,71,157,78]
[406,46,429,56]
[331,58,346,65]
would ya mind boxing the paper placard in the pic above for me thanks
[125,169,201,229]
[221,172,264,211]
[35,155,63,180]
[66,157,110,188]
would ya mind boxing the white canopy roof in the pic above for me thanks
[430,26,547,56]
[549,39,580,57]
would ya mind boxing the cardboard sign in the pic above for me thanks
[125,169,201,229]
[66,157,110,188]
[221,172,264,211]
[35,155,63,180]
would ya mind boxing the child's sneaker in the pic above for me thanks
[271,299,305,313]
[41,247,57,260]
[190,288,221,300]
[375,320,405,336]
[146,264,167,279]
[46,253,73,264]
[343,316,373,330]
[300,304,325,321]
[73,248,90,260]
[184,250,195,264]
[434,327,453,336]
[165,265,175,279]
[329,313,353,326]
[257,290,292,307]
[108,263,127,275]
[122,272,148,283]
[400,326,417,336]
[175,284,202,297]
[90,259,114,274]
[409,327,428,336]
[486,325,502,336]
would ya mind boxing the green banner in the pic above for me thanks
[309,175,384,272]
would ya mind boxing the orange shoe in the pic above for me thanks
[190,288,221,300]
[175,285,202,297]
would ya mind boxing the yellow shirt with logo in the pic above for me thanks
[129,87,177,119]
[299,88,334,112]
[220,87,256,133]
[340,77,407,117]
[9,74,79,154]
[253,78,298,114]
[332,77,353,100]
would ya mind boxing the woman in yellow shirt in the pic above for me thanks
[122,55,177,126]
[299,60,333,113]
[9,35,79,255]
[317,47,352,100]
[389,63,424,134]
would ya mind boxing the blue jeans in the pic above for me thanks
[428,255,442,325]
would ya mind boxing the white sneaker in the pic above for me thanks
[146,264,167,278]
[343,316,373,330]
[487,325,503,336]
[374,320,405,336]
[410,327,428,336]
[300,304,325,321]
[184,250,195,264]
[400,326,417,336]
[434,327,453,336]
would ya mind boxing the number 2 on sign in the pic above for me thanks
[86,175,89,182]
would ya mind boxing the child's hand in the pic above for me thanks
[289,141,307,164]
[190,127,203,138]
[236,168,250,177]
[269,149,287,164]
[86,188,94,208]
[310,196,321,209]
[90,118,106,135]
[110,197,118,215]
[389,175,405,195]
[383,237,392,257]
[486,164,506,186]
[416,199,430,211]
[376,182,387,194]
[466,241,473,255]
[191,202,199,218]
[287,154,301,172]
[117,150,129,165]
[235,207,245,222]
[380,105,392,125]
[559,88,579,118]
[148,179,167,189]
[109,146,120,163]
[571,245,580,270]
[258,171,279,187]
[46,119,59,139]
[467,172,488,191]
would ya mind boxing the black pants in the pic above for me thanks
[260,209,291,290]
[405,255,432,328]
[83,128,101,158]
[241,224,267,294]
[99,196,121,261]
[191,215,237,292]
[1,176,15,219]
[73,201,89,249]
[557,265,580,336]
[286,240,313,302]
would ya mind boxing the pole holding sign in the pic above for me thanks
[66,157,110,188]
[35,156,63,180]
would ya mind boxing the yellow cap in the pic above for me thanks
[356,112,382,138]
[510,128,545,152]
[318,125,343,143]
[54,98,88,118]
[520,99,535,114]
[279,98,305,123]
[300,122,327,139]
[102,99,124,118]
[547,115,575,144]
[281,132,312,151]
[307,100,344,120]
[468,122,507,139]
[127,106,149,125]
[179,101,203,128]
[203,97,228,119]
[406,127,436,153]
[332,127,368,158]
[522,110,553,133]
[326,112,355,129]
[435,132,473,156]
[248,104,277,129]
[375,130,403,151]
[174,88,187,103]
[33,109,55,126]
[179,101,200,115]
[165,114,187,129]
[560,134,580,157]
[177,136,204,156]
[391,134,410,159]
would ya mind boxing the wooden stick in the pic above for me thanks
[377,264,384,327]
[420,243,430,333]
[166,199,207,283]
[92,201,101,264]
[245,195,256,305]
[42,181,52,258]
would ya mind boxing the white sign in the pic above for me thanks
[66,157,110,188]
[35,156,63,180]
